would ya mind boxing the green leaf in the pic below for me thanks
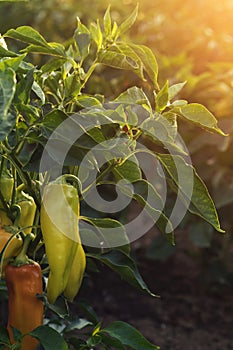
[168,81,186,100]
[41,58,66,73]
[158,154,224,232]
[116,43,144,80]
[100,333,126,350]
[64,73,81,97]
[115,86,151,110]
[132,180,174,244]
[76,95,102,108]
[41,109,67,133]
[102,321,159,350]
[0,68,16,140]
[77,301,99,325]
[32,81,45,104]
[45,296,70,318]
[90,20,103,50]
[11,326,21,342]
[14,68,34,104]
[140,116,185,155]
[103,5,112,37]
[5,26,49,47]
[64,318,93,332]
[103,166,173,243]
[75,19,90,60]
[0,45,18,58]
[98,49,138,71]
[88,250,157,296]
[0,54,26,71]
[117,4,139,36]
[30,326,68,350]
[128,43,159,88]
[113,159,142,182]
[23,42,66,57]
[155,80,169,112]
[179,103,227,136]
[81,217,129,248]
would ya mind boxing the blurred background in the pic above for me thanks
[1,1,233,348]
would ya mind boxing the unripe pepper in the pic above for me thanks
[0,172,14,226]
[40,180,80,304]
[0,211,12,226]
[5,236,43,350]
[16,189,36,234]
[64,243,86,302]
[0,172,14,204]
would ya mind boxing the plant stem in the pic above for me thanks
[14,234,32,266]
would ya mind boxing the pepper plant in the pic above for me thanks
[0,5,226,350]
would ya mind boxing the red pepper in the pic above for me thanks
[5,236,43,350]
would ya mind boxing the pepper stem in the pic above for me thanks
[54,174,82,191]
[14,234,33,266]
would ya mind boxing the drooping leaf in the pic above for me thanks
[133,180,174,243]
[30,326,68,350]
[99,333,126,350]
[178,103,227,136]
[158,153,224,232]
[128,43,159,88]
[88,250,157,296]
[102,321,159,350]
[23,42,66,57]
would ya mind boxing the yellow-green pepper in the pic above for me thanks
[64,243,86,302]
[16,189,36,234]
[40,181,80,304]
[0,172,14,225]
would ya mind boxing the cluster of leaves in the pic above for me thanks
[134,0,233,214]
[0,3,227,349]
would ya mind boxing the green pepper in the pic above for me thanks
[0,172,14,225]
[16,189,36,234]
[0,173,14,205]
[40,180,80,304]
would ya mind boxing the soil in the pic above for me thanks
[80,232,233,350]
